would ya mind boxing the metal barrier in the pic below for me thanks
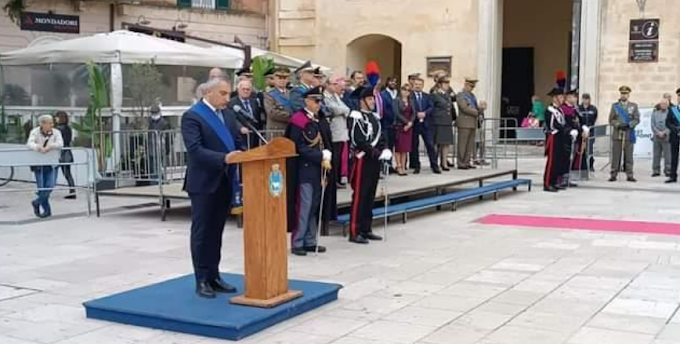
[482,117,519,170]
[0,147,96,219]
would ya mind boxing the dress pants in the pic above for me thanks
[670,134,680,179]
[544,134,566,188]
[189,177,231,283]
[349,154,381,238]
[291,183,321,249]
[457,128,476,167]
[610,138,635,178]
[652,137,671,175]
[409,123,438,169]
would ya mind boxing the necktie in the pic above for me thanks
[417,93,422,110]
[215,110,225,125]
[244,100,253,117]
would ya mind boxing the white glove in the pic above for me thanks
[581,125,590,137]
[570,129,578,140]
[322,149,332,161]
[349,110,362,119]
[378,149,393,161]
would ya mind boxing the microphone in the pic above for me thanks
[233,105,269,144]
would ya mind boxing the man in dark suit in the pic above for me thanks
[181,78,243,299]
[409,77,441,174]
[227,79,264,149]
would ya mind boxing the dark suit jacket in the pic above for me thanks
[380,89,399,127]
[181,107,243,195]
[409,92,434,126]
[228,95,264,129]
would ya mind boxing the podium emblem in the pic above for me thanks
[268,164,284,197]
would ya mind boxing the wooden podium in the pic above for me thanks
[227,137,302,308]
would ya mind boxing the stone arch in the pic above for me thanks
[346,34,402,84]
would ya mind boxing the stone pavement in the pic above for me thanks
[1,157,680,344]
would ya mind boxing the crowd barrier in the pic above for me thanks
[0,147,96,218]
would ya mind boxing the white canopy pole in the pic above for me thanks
[111,62,123,176]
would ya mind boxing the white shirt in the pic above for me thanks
[386,88,397,99]
[202,98,218,114]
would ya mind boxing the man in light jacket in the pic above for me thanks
[651,98,672,177]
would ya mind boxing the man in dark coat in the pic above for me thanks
[181,78,243,298]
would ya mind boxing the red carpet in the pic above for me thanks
[477,214,680,236]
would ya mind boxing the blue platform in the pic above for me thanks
[83,273,342,341]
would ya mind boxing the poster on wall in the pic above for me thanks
[426,56,452,77]
[20,12,80,34]
[629,19,660,63]
[633,107,653,158]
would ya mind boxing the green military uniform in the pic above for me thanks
[608,85,640,181]
[456,77,482,169]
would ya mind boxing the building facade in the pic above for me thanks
[0,0,268,52]
[270,0,680,124]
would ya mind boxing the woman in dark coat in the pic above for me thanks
[55,111,76,199]
[431,76,455,171]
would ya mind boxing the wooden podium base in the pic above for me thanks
[230,290,303,308]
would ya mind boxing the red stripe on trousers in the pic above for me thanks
[544,135,554,188]
[349,157,364,238]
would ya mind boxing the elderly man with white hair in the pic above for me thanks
[227,78,264,149]
[26,114,64,218]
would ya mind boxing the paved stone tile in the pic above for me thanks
[450,310,515,331]
[251,330,334,344]
[657,323,680,341]
[0,286,37,301]
[342,293,422,316]
[474,301,528,316]
[288,315,368,338]
[0,335,40,344]
[464,270,531,286]
[1,317,106,343]
[383,306,462,327]
[602,298,678,319]
[587,313,667,335]
[483,325,572,344]
[330,337,401,344]
[414,295,488,312]
[349,320,436,343]
[5,304,84,325]
[437,282,508,299]
[491,290,544,306]
[567,327,655,344]
[420,324,490,344]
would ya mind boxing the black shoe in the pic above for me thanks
[431,167,442,174]
[196,282,216,298]
[349,235,369,244]
[608,177,617,182]
[627,177,637,182]
[652,173,660,177]
[556,185,567,190]
[568,183,578,187]
[389,167,398,174]
[38,212,52,219]
[304,245,326,253]
[413,168,421,174]
[544,186,558,192]
[468,165,477,169]
[64,193,76,200]
[447,160,455,167]
[365,233,383,241]
[665,178,677,183]
[31,201,40,217]
[210,278,237,293]
[291,247,308,256]
[337,183,347,189]
[441,165,450,171]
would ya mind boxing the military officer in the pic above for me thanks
[666,88,680,183]
[456,77,485,169]
[348,86,391,244]
[543,88,570,192]
[284,86,331,256]
[290,61,319,112]
[609,85,640,182]
[264,67,293,132]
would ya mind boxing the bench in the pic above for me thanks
[336,178,531,229]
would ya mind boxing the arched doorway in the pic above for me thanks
[346,34,402,83]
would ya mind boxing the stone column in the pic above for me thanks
[477,0,503,120]
[578,0,602,106]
